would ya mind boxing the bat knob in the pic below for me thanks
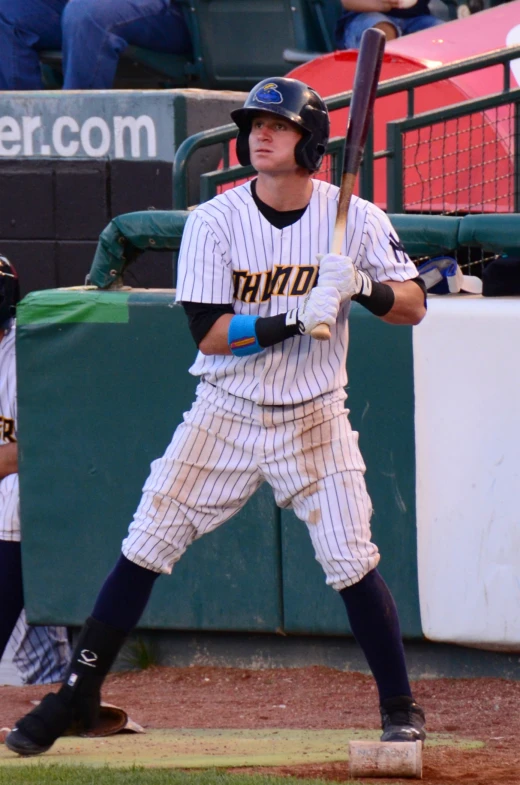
[310,323,331,341]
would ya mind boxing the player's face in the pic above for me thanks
[249,112,303,174]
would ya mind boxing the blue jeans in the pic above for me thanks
[0,0,192,90]
[340,13,443,50]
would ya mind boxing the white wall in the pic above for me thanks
[414,296,520,651]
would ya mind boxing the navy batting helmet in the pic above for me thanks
[231,77,330,173]
[0,256,20,328]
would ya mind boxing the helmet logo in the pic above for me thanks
[255,82,283,105]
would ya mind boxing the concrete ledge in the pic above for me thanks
[107,630,520,681]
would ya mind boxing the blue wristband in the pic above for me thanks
[228,315,262,356]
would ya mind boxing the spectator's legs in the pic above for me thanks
[0,540,24,659]
[402,15,445,34]
[372,22,399,40]
[340,12,400,49]
[0,0,64,89]
[61,0,192,89]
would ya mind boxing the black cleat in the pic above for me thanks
[5,692,74,757]
[5,728,54,757]
[380,695,426,743]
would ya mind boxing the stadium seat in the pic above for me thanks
[39,46,196,90]
[186,0,320,89]
[284,0,343,64]
[310,0,343,51]
[38,0,328,91]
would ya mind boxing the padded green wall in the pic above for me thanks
[17,291,282,630]
[17,291,419,635]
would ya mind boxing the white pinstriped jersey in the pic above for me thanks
[0,326,19,541]
[176,179,418,405]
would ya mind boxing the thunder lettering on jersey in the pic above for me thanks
[233,264,317,303]
[0,326,19,541]
[176,179,418,406]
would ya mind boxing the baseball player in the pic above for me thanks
[7,77,427,757]
[0,256,71,685]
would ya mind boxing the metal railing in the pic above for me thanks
[172,44,520,211]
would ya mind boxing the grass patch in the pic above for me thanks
[120,637,158,671]
[0,766,352,785]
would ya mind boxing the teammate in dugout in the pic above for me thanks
[7,77,428,757]
[0,257,71,686]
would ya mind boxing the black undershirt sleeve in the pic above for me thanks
[352,275,427,316]
[255,313,300,346]
[181,301,234,346]
[410,275,427,306]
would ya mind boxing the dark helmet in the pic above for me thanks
[231,77,330,173]
[0,256,20,328]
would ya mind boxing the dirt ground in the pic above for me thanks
[1,665,519,784]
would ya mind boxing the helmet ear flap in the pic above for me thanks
[294,131,326,172]
[236,127,251,167]
[294,134,314,172]
[295,104,329,172]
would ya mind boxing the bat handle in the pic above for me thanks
[310,323,331,341]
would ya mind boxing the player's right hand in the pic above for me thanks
[317,253,374,303]
[316,253,360,303]
[296,286,341,335]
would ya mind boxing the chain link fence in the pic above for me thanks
[401,103,516,215]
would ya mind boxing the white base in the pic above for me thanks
[349,740,422,778]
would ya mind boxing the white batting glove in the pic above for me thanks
[316,253,373,303]
[288,286,341,335]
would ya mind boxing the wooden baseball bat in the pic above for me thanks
[311,27,386,341]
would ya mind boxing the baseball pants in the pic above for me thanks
[9,611,70,685]
[123,382,380,590]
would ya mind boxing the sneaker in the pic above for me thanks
[380,695,426,742]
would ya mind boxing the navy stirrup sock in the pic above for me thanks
[340,568,412,703]
[0,540,24,659]
[92,554,160,633]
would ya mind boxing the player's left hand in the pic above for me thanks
[317,253,372,303]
